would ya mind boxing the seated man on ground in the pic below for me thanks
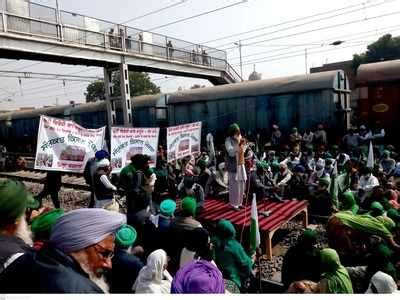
[281,229,321,290]
[0,179,39,274]
[0,208,126,293]
[171,260,225,294]
[109,224,144,293]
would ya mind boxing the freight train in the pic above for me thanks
[0,70,351,154]
[356,59,400,140]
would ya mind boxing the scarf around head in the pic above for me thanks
[320,248,353,293]
[133,249,172,294]
[49,208,126,253]
[335,211,392,238]
[171,260,225,294]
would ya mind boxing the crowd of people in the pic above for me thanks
[0,121,400,293]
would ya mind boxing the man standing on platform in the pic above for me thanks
[225,123,246,210]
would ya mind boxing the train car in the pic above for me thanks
[166,70,350,139]
[0,70,350,154]
[356,59,400,143]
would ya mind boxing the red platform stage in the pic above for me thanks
[197,199,309,259]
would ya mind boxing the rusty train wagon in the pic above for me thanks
[356,59,400,143]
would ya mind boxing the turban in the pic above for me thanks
[298,229,317,246]
[319,177,331,187]
[96,158,110,169]
[115,224,137,248]
[182,197,197,216]
[370,201,384,216]
[228,123,240,136]
[293,164,305,173]
[256,161,269,170]
[95,150,109,160]
[50,208,126,253]
[160,199,176,217]
[0,179,38,227]
[171,260,225,294]
[31,208,64,236]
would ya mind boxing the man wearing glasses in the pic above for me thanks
[0,208,126,293]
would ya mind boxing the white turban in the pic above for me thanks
[49,208,126,253]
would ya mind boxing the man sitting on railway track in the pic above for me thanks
[0,179,39,274]
[0,208,126,293]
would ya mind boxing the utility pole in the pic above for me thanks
[305,48,308,75]
[235,40,243,81]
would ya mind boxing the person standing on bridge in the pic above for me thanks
[167,40,174,59]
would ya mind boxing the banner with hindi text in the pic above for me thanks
[34,115,105,173]
[167,122,202,162]
[111,127,159,173]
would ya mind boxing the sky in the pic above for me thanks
[0,0,400,110]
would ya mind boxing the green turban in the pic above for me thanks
[198,159,208,169]
[383,150,391,157]
[319,177,331,187]
[256,161,269,170]
[160,199,176,217]
[115,224,137,248]
[182,196,197,216]
[228,123,240,136]
[370,201,384,216]
[31,208,64,236]
[271,161,280,171]
[291,127,298,133]
[298,229,317,246]
[0,179,39,227]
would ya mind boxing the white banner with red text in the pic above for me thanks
[167,122,202,162]
[111,127,159,173]
[34,115,105,173]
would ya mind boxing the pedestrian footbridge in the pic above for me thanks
[0,0,241,85]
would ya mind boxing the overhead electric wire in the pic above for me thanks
[220,10,400,52]
[146,0,248,31]
[200,0,391,46]
[120,0,187,24]
[232,42,368,67]
[228,25,400,61]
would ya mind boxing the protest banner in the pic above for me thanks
[167,122,202,162]
[34,115,105,173]
[111,127,159,173]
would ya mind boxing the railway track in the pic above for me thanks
[0,170,89,191]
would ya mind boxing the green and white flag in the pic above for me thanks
[250,193,260,254]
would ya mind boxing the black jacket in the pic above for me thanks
[109,248,144,293]
[0,243,103,293]
[0,234,30,274]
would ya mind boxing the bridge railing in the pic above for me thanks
[0,1,240,81]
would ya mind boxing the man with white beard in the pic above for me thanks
[0,208,126,293]
[0,179,39,273]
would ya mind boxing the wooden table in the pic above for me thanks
[197,198,308,260]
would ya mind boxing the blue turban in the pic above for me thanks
[95,150,109,160]
[50,208,126,253]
